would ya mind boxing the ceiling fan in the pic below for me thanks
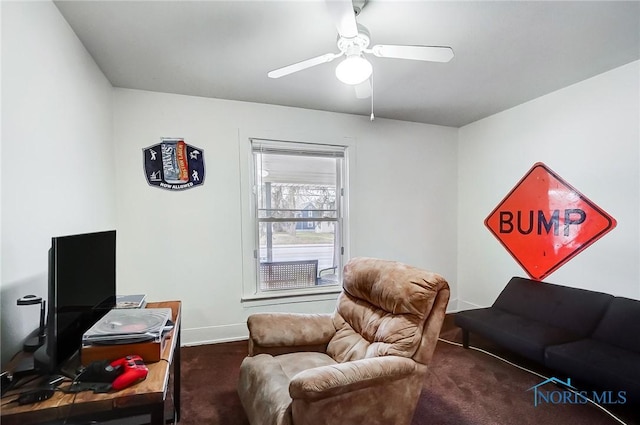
[267,0,454,99]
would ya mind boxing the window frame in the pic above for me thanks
[239,135,353,302]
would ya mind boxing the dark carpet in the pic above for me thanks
[179,316,639,425]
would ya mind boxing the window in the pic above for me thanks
[250,138,347,294]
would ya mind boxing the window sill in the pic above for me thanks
[241,285,342,307]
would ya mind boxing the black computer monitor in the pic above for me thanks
[34,230,116,374]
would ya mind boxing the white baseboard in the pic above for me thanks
[456,299,485,311]
[446,297,459,313]
[180,298,481,346]
[182,322,248,346]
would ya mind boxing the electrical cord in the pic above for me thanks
[0,373,47,402]
[2,372,97,423]
[437,337,629,425]
[59,373,86,425]
[62,390,78,425]
[0,374,73,407]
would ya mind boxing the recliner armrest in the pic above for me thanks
[289,356,419,401]
[247,313,336,356]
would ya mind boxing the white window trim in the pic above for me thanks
[238,132,354,303]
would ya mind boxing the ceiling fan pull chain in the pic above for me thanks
[370,75,375,121]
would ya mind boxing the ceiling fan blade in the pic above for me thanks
[371,45,454,62]
[268,53,341,79]
[354,79,371,99]
[325,0,358,38]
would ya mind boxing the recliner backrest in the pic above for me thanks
[326,257,448,363]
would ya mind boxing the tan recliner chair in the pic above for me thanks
[237,257,450,425]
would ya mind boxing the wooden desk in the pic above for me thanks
[1,301,182,425]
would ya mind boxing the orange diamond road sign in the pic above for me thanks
[485,162,616,280]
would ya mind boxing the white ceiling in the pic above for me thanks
[53,1,640,128]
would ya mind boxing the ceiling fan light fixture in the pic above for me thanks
[335,54,372,85]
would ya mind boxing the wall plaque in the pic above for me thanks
[143,138,205,191]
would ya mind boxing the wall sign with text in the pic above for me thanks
[143,138,205,191]
[485,162,616,280]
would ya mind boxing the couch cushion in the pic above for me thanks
[591,297,640,353]
[454,307,581,363]
[493,277,613,337]
[545,339,640,404]
[238,352,337,425]
[327,257,446,363]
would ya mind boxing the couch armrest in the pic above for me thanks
[289,356,419,401]
[247,313,336,356]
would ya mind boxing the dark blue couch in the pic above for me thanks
[454,277,640,404]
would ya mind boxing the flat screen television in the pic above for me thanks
[34,230,116,375]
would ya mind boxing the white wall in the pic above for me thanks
[1,1,116,365]
[457,61,640,309]
[7,0,635,363]
[112,89,459,345]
